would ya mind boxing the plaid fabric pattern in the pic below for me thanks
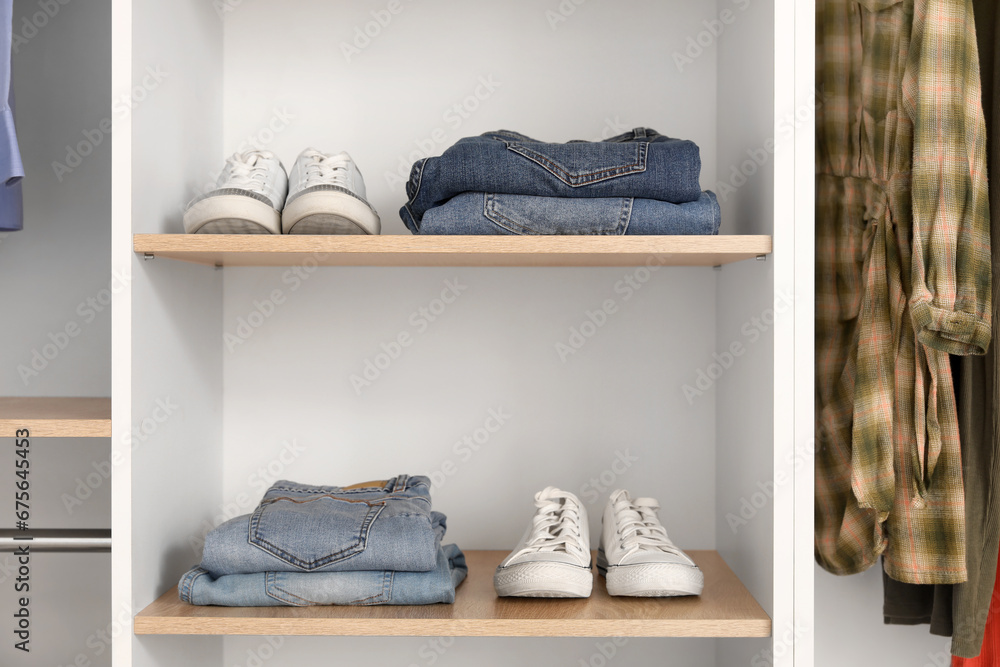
[816,0,991,584]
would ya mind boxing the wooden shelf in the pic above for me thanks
[0,397,111,438]
[133,235,772,268]
[134,550,770,637]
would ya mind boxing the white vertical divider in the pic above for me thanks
[110,0,132,665]
[793,1,817,666]
[771,0,798,664]
[771,0,800,667]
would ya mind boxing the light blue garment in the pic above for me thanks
[418,191,720,236]
[400,129,702,234]
[200,477,441,576]
[0,0,22,231]
[179,544,467,607]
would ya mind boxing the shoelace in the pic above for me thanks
[227,151,276,193]
[610,490,685,560]
[300,150,353,189]
[511,487,588,561]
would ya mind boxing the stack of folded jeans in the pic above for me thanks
[178,475,467,607]
[400,128,720,236]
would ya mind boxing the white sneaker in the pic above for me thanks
[494,487,593,598]
[183,150,288,234]
[282,149,381,235]
[598,489,704,597]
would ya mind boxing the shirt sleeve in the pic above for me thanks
[905,0,992,356]
[0,0,21,187]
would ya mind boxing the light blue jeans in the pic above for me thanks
[180,544,467,607]
[400,129,703,233]
[200,477,441,576]
[417,191,720,235]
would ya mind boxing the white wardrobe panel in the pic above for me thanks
[222,267,719,553]
[225,636,716,667]
[222,0,719,236]
[714,0,788,663]
[128,1,225,666]
[715,259,777,667]
[816,565,949,666]
[716,0,775,237]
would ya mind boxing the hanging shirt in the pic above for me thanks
[815,0,992,585]
[0,0,22,232]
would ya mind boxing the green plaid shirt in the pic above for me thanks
[816,0,991,584]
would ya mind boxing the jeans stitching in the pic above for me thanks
[485,193,624,236]
[180,568,209,603]
[248,502,386,570]
[484,194,536,235]
[618,197,632,235]
[506,142,648,187]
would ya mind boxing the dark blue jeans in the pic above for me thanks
[417,191,720,235]
[400,129,702,233]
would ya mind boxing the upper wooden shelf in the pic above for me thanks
[134,550,770,638]
[133,235,772,268]
[0,397,111,438]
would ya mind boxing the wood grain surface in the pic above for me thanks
[134,550,771,637]
[0,397,112,438]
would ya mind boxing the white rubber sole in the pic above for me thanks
[601,562,705,597]
[183,195,280,235]
[282,190,381,235]
[494,562,593,598]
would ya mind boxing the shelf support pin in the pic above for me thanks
[756,254,767,262]
[713,265,722,271]
[215,263,223,271]
[143,253,155,261]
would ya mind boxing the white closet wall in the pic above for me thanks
[126,1,224,665]
[815,568,948,664]
[0,1,111,666]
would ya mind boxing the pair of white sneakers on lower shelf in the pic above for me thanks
[183,148,381,236]
[494,487,704,599]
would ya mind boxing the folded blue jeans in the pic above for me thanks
[416,191,720,235]
[180,544,467,607]
[200,476,441,576]
[400,129,702,233]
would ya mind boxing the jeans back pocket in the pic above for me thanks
[484,193,631,235]
[265,570,393,606]
[505,140,647,187]
[249,495,385,571]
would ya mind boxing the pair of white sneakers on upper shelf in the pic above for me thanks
[183,148,381,236]
[494,487,704,599]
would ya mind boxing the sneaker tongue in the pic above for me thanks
[238,150,269,166]
[536,486,572,504]
[618,506,645,530]
[609,489,631,505]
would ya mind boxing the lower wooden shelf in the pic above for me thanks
[134,550,770,638]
